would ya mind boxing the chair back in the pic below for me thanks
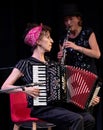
[10,92,39,123]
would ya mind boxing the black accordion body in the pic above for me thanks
[32,63,65,106]
[32,63,100,109]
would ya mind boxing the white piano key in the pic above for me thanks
[39,93,47,96]
[33,65,47,106]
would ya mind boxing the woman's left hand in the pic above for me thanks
[91,96,100,106]
[64,41,79,50]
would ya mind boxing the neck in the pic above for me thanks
[32,48,46,63]
[70,26,82,38]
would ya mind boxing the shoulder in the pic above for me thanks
[82,26,93,32]
[14,57,36,73]
[14,58,28,69]
[46,56,58,64]
[82,26,94,37]
[16,58,29,65]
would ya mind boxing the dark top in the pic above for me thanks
[60,27,97,75]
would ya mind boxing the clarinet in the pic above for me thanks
[61,28,71,65]
[60,28,71,95]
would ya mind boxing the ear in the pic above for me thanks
[36,39,42,47]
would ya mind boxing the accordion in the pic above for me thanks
[32,63,65,106]
[65,65,100,109]
[32,63,100,109]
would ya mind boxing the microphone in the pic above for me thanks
[25,82,46,87]
[0,82,45,93]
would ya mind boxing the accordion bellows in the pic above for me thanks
[65,65,99,109]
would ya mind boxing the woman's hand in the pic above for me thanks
[91,96,100,106]
[63,41,78,50]
[57,44,63,61]
[24,86,40,98]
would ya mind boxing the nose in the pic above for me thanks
[67,20,71,25]
[50,38,54,43]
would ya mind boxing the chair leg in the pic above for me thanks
[32,122,37,130]
[48,127,52,130]
[13,124,21,130]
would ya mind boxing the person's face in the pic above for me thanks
[64,16,81,31]
[38,31,54,52]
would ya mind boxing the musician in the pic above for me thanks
[57,3,101,130]
[1,22,96,130]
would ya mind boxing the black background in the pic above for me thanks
[0,0,103,130]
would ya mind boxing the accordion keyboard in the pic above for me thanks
[33,65,47,106]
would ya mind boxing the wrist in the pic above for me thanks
[78,46,84,53]
[21,87,25,91]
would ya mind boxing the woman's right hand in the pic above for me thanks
[25,86,40,98]
[57,44,63,61]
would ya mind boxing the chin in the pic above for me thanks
[46,49,50,52]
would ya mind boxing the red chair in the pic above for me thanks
[10,92,55,130]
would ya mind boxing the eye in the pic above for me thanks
[46,35,50,39]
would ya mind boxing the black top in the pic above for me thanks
[60,27,97,75]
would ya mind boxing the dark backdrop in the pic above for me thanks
[0,0,103,130]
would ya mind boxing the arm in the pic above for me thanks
[1,68,39,97]
[77,32,101,59]
[63,32,101,59]
[1,68,23,91]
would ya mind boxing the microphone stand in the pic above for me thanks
[0,82,45,93]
